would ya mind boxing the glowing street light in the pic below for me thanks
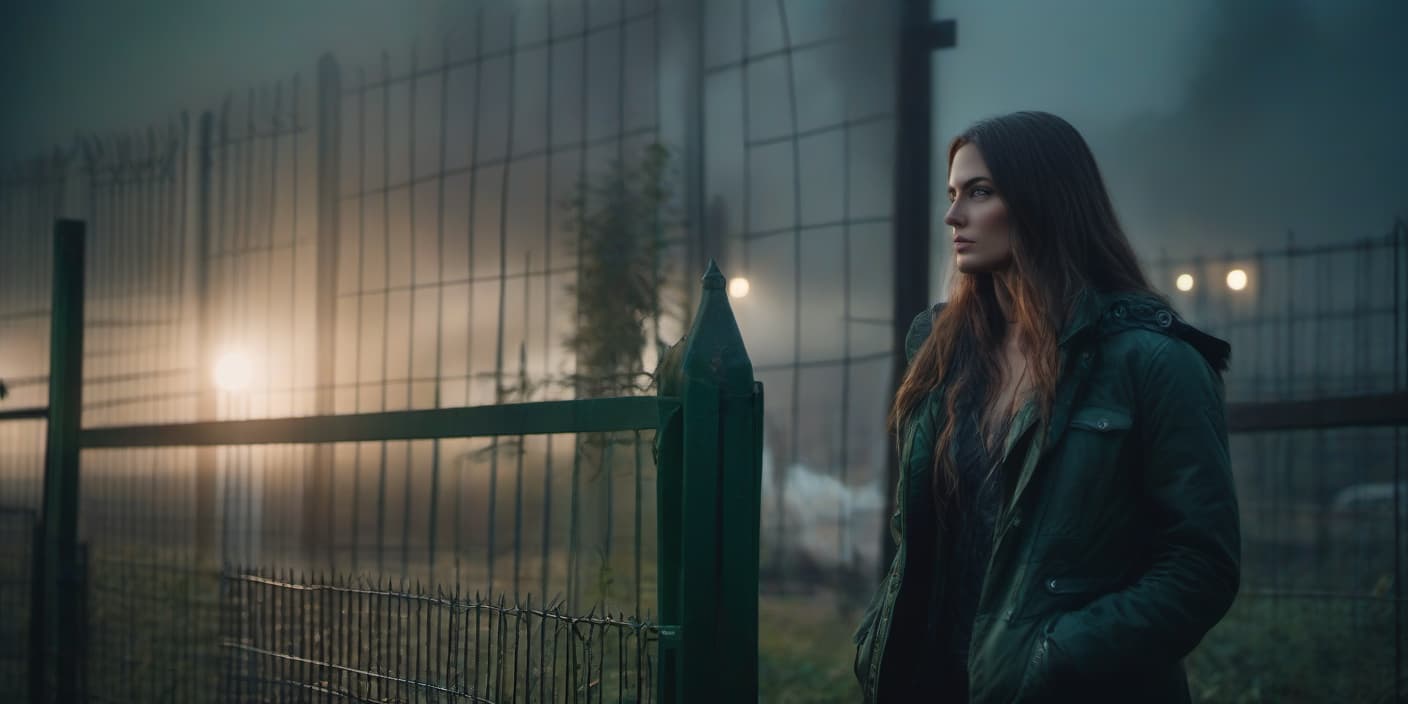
[213,350,254,392]
[1226,269,1248,292]
[728,277,750,299]
[1175,274,1195,292]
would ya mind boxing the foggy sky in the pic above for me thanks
[932,0,1408,266]
[3,0,1404,254]
[0,0,500,163]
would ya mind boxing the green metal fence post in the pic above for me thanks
[307,53,342,564]
[39,218,86,703]
[668,260,762,703]
[194,110,218,565]
[655,368,684,704]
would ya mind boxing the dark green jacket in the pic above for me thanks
[853,289,1240,703]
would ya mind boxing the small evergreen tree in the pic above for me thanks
[561,143,681,608]
[563,143,679,399]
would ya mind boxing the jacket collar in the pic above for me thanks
[1056,286,1106,349]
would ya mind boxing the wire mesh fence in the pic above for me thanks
[0,507,38,701]
[0,0,901,600]
[220,569,658,704]
[1,2,887,701]
[1149,227,1407,403]
[2,4,688,697]
[66,423,662,702]
[2,1,1407,701]
[703,0,902,592]
[1150,225,1408,701]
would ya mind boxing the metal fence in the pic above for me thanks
[74,425,674,703]
[1150,227,1407,594]
[1150,223,1408,702]
[221,569,659,703]
[0,507,39,701]
[4,0,1408,701]
[701,0,902,588]
[0,0,907,599]
[6,219,763,703]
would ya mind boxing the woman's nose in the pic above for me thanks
[943,201,962,228]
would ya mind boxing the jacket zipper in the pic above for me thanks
[966,405,1039,673]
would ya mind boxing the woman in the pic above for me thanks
[853,111,1240,703]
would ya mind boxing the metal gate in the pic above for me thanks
[16,221,762,703]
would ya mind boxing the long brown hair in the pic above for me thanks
[889,111,1158,521]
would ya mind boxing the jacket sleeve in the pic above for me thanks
[1044,335,1241,679]
[888,305,941,545]
[903,305,939,365]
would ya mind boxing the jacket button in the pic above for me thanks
[1096,418,1109,430]
[1113,305,1127,318]
[1047,578,1059,591]
[1156,310,1173,328]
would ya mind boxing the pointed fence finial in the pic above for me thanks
[702,259,725,291]
[683,261,751,390]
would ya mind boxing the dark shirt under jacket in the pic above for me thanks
[905,384,1009,701]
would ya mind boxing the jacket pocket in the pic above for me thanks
[1042,576,1122,596]
[1036,574,1124,617]
[1068,405,1133,433]
[1013,626,1054,702]
[1017,569,1124,630]
[1039,406,1138,537]
[852,569,892,698]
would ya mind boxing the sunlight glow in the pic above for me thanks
[213,350,254,392]
[728,277,751,299]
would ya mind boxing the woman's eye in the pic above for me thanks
[970,187,992,198]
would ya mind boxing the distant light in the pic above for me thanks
[1226,269,1248,291]
[728,277,750,299]
[214,351,254,392]
[1175,274,1195,292]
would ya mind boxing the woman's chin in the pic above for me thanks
[954,252,1013,275]
[954,254,991,274]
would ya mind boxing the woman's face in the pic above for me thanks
[944,143,1014,274]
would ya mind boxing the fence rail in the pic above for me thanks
[80,398,670,447]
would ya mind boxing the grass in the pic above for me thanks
[754,588,1408,703]
[758,592,862,703]
[1187,591,1405,703]
[40,544,1408,703]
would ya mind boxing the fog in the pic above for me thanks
[5,0,1402,247]
[932,0,1407,269]
[2,0,1404,595]
[2,6,1404,700]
